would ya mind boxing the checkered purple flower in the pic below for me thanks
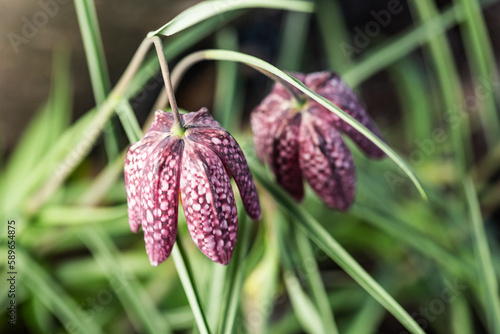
[251,71,385,211]
[125,108,261,266]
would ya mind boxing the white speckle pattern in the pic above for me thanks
[304,72,385,158]
[271,112,304,202]
[124,133,164,233]
[299,113,356,210]
[180,142,238,265]
[250,71,383,210]
[188,127,262,220]
[140,138,183,266]
[124,109,260,266]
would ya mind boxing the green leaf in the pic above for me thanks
[82,228,172,334]
[250,159,425,334]
[219,212,251,334]
[172,237,212,334]
[174,49,426,200]
[463,178,500,333]
[18,249,104,334]
[38,204,127,225]
[283,269,325,334]
[150,0,314,37]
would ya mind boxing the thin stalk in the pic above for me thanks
[151,36,184,130]
[74,0,120,159]
[409,0,469,175]
[292,225,339,334]
[455,0,500,146]
[463,177,500,333]
[172,236,212,334]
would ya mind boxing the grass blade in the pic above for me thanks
[276,11,311,71]
[283,269,325,334]
[292,224,338,333]
[174,49,426,200]
[455,0,500,146]
[18,249,104,334]
[150,0,314,37]
[342,0,497,87]
[213,28,242,131]
[316,0,351,70]
[82,228,171,334]
[220,212,251,334]
[172,237,212,334]
[463,177,500,333]
[74,0,120,160]
[250,159,425,334]
[409,0,469,173]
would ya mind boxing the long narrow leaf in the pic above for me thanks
[150,0,314,37]
[82,228,171,334]
[18,249,104,334]
[172,237,212,334]
[250,159,425,334]
[463,178,500,333]
[173,49,426,199]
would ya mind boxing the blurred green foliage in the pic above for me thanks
[1,0,500,333]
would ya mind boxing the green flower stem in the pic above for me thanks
[151,36,184,132]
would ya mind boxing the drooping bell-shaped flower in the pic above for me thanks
[251,71,385,211]
[125,108,261,266]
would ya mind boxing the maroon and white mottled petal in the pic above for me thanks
[148,110,174,133]
[187,128,261,220]
[140,138,183,266]
[304,72,385,158]
[180,141,238,265]
[250,94,291,163]
[124,134,165,233]
[182,108,224,129]
[271,112,304,202]
[299,113,356,211]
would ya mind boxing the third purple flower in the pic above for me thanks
[251,71,385,211]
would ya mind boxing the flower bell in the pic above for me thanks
[251,71,385,211]
[125,108,261,266]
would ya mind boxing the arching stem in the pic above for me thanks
[151,36,185,133]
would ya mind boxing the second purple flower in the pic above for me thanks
[251,71,385,211]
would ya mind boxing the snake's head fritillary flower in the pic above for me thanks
[251,71,385,211]
[124,108,261,266]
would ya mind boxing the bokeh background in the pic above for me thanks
[1,0,500,333]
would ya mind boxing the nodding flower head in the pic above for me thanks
[251,71,385,211]
[125,108,261,266]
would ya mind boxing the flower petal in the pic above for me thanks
[187,127,262,220]
[180,141,238,265]
[148,110,174,133]
[140,137,183,266]
[305,72,385,158]
[125,134,165,233]
[183,108,224,129]
[271,112,304,202]
[299,113,356,211]
[250,94,290,163]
